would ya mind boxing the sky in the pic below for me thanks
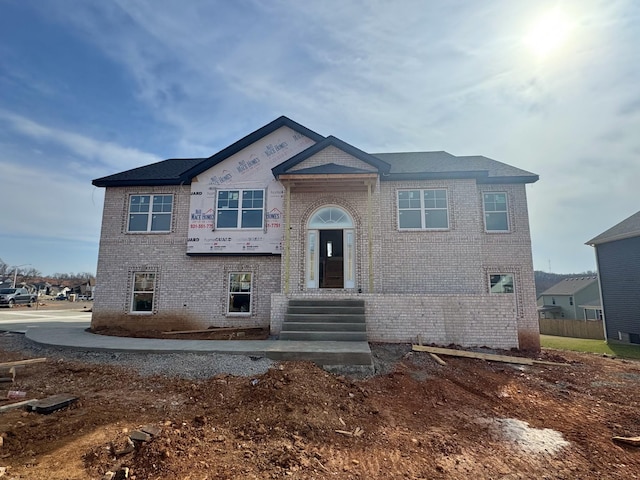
[0,0,638,277]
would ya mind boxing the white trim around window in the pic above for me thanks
[397,189,449,230]
[216,189,265,230]
[130,272,156,314]
[482,192,509,232]
[127,194,173,233]
[489,273,514,294]
[228,272,252,315]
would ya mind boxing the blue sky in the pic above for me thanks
[1,0,638,276]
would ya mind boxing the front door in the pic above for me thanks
[320,230,343,288]
[306,206,355,289]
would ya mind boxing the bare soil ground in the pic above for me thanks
[0,306,639,479]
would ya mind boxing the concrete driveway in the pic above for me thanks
[0,307,91,333]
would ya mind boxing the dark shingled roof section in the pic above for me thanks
[92,158,206,187]
[372,152,539,183]
[586,210,640,245]
[284,163,375,175]
[539,276,598,296]
[92,117,539,187]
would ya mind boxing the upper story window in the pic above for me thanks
[217,189,264,229]
[483,192,509,232]
[128,195,173,232]
[397,189,449,230]
[490,274,514,293]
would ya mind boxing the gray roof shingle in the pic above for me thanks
[539,276,598,296]
[586,210,640,245]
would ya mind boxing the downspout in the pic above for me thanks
[284,182,291,295]
[368,181,373,293]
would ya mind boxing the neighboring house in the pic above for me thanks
[587,211,640,344]
[91,116,541,350]
[70,280,95,299]
[537,276,602,320]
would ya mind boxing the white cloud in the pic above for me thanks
[0,110,162,173]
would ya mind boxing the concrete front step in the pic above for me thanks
[288,299,365,307]
[281,322,367,332]
[284,314,366,323]
[279,331,368,342]
[265,340,372,365]
[287,306,365,315]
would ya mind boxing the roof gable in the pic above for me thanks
[272,136,391,178]
[93,116,325,188]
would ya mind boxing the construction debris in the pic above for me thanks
[612,435,640,447]
[411,345,570,366]
[335,427,364,437]
[25,394,79,414]
[429,353,447,366]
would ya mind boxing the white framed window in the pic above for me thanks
[216,189,264,229]
[483,192,509,232]
[228,272,252,314]
[489,274,514,293]
[128,195,173,232]
[131,272,156,313]
[397,189,449,230]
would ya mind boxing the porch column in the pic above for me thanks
[284,182,291,294]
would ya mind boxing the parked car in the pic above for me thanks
[0,288,37,308]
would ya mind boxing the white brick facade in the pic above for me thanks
[92,118,539,349]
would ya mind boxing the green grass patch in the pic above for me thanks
[541,335,640,360]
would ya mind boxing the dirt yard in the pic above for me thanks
[0,306,639,478]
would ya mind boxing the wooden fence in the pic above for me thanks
[538,318,604,340]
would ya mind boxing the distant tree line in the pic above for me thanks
[0,257,95,287]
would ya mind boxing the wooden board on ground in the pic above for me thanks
[411,345,569,366]
[162,327,264,335]
[0,358,47,368]
[612,436,640,447]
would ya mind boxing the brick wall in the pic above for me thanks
[92,186,281,332]
[271,292,518,349]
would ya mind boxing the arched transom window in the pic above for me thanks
[308,207,353,229]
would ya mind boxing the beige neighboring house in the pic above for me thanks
[91,116,540,350]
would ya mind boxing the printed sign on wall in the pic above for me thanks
[187,126,315,254]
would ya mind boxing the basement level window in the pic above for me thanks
[228,272,252,315]
[131,272,155,313]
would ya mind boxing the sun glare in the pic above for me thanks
[525,8,573,58]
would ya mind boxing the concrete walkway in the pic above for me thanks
[23,325,372,365]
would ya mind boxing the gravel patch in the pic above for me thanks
[0,333,402,380]
[0,332,275,380]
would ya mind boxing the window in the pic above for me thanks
[217,190,264,229]
[569,297,573,306]
[397,189,449,230]
[483,192,509,231]
[228,272,252,314]
[128,195,173,232]
[131,272,156,313]
[490,274,514,293]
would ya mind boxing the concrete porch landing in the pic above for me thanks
[23,325,372,366]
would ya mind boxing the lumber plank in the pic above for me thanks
[412,345,534,365]
[412,345,570,367]
[0,399,38,413]
[0,358,47,368]
[162,327,263,335]
[429,353,447,366]
[612,436,640,447]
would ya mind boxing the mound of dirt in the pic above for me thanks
[0,343,639,479]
